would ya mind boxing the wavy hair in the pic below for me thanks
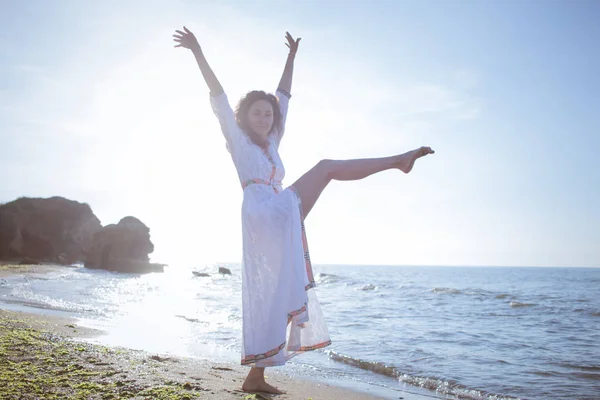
[235,91,282,147]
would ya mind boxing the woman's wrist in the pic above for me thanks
[191,45,203,56]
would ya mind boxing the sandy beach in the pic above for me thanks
[1,308,391,400]
[0,264,441,400]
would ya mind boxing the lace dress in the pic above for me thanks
[210,89,331,367]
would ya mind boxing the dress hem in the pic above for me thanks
[241,339,332,367]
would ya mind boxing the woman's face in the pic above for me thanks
[247,99,274,141]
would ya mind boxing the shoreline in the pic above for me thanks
[1,308,391,400]
[0,261,72,278]
[0,263,444,400]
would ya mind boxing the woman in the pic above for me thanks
[173,26,434,394]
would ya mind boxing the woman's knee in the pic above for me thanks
[316,159,334,181]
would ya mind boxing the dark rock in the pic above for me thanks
[84,216,162,274]
[19,257,40,265]
[218,267,231,275]
[0,197,165,273]
[0,211,18,258]
[0,197,102,264]
[192,271,210,277]
[211,366,233,371]
[149,355,176,362]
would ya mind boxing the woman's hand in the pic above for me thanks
[173,26,201,52]
[173,26,223,94]
[277,31,299,101]
[285,31,301,56]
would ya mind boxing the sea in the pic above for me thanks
[1,264,599,400]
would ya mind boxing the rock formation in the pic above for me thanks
[84,216,164,274]
[0,197,101,264]
[0,197,164,274]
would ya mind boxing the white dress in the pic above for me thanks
[210,89,331,367]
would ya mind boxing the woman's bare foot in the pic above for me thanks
[396,146,435,173]
[242,379,284,394]
[242,367,284,395]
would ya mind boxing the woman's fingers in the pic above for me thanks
[284,32,300,52]
[173,34,188,48]
[173,33,189,42]
[173,27,196,49]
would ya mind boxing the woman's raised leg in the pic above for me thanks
[291,146,434,218]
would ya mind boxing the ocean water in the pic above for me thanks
[1,264,599,400]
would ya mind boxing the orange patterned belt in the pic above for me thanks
[242,148,281,193]
[242,179,282,193]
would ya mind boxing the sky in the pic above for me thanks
[0,0,598,268]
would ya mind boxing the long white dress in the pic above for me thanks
[210,89,331,367]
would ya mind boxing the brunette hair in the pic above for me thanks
[235,91,282,146]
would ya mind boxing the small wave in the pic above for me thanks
[430,287,512,300]
[431,287,461,295]
[555,362,600,372]
[402,373,524,399]
[0,297,101,315]
[360,284,376,291]
[328,351,397,378]
[4,285,106,315]
[532,370,559,377]
[572,308,600,318]
[509,301,537,308]
[175,315,209,325]
[314,272,343,284]
[572,372,600,381]
[328,350,522,400]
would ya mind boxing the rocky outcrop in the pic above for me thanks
[0,197,102,264]
[84,216,164,274]
[0,197,164,273]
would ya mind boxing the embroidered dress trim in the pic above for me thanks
[287,339,332,353]
[288,186,316,290]
[276,87,292,99]
[287,303,307,323]
[242,178,282,192]
[242,147,281,193]
[297,340,332,352]
[241,339,332,366]
[241,342,286,365]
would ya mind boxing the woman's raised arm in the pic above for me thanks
[277,32,301,95]
[173,26,224,96]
